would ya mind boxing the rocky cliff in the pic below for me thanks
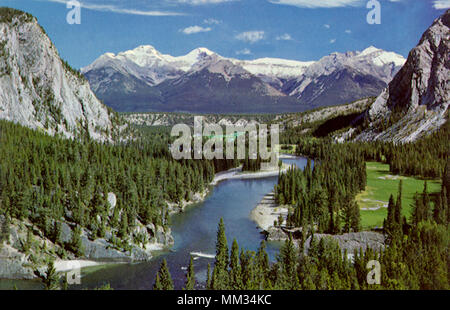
[352,10,449,143]
[0,8,120,141]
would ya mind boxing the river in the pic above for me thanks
[0,156,309,290]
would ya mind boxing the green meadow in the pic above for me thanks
[357,162,442,229]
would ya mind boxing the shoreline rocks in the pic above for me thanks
[0,212,174,280]
[250,192,289,233]
[250,191,386,254]
[304,232,386,255]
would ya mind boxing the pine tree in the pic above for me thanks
[395,180,403,225]
[206,263,212,290]
[153,259,173,290]
[0,212,11,246]
[69,225,84,256]
[38,261,60,290]
[229,239,242,290]
[433,194,445,225]
[211,218,229,290]
[350,200,360,232]
[412,194,424,225]
[256,240,269,278]
[118,212,128,238]
[422,181,431,221]
[277,234,298,289]
[184,256,195,290]
[153,273,163,290]
[385,194,396,234]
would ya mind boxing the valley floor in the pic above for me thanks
[357,162,442,229]
[250,161,443,237]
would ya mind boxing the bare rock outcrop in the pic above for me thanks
[0,9,121,141]
[304,232,385,254]
[352,10,449,143]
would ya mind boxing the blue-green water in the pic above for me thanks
[0,157,308,290]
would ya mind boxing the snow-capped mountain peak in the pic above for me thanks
[360,46,382,56]
[186,47,215,57]
[351,9,449,143]
[166,47,217,71]
[233,57,315,79]
[357,46,406,67]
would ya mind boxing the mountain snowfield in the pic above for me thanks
[0,11,120,141]
[82,46,316,84]
[83,45,403,85]
[82,44,406,113]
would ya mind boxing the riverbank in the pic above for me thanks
[0,209,173,281]
[167,190,210,214]
[250,192,386,254]
[250,192,288,231]
[1,157,302,283]
[211,163,293,186]
[54,260,105,272]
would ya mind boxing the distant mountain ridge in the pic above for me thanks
[82,44,405,113]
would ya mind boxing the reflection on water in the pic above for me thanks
[0,157,309,290]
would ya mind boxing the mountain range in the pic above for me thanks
[82,45,406,113]
[1,7,447,144]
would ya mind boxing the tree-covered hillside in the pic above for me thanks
[0,120,237,259]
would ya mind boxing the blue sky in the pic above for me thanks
[1,0,448,68]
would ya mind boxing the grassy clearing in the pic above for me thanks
[279,144,297,154]
[357,162,441,229]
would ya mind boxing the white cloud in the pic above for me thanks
[181,25,212,34]
[324,24,331,29]
[42,0,184,16]
[433,0,450,9]
[204,18,221,24]
[236,48,252,55]
[276,33,293,41]
[345,29,352,34]
[235,31,265,44]
[268,0,363,8]
[330,39,336,44]
[174,0,237,4]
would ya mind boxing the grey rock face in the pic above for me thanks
[0,10,119,141]
[155,226,174,245]
[81,236,131,261]
[353,10,449,143]
[304,232,385,254]
[0,245,35,280]
[266,227,292,242]
[60,222,73,244]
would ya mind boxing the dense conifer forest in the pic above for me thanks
[151,119,449,291]
[0,115,448,290]
[0,120,237,256]
[156,165,448,290]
